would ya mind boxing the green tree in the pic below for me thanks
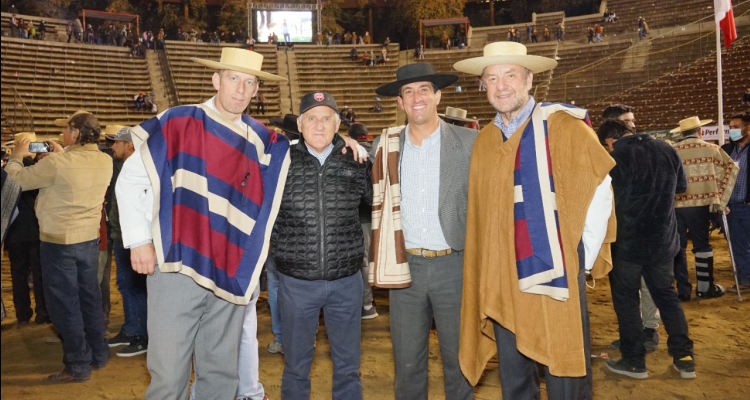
[217,0,247,36]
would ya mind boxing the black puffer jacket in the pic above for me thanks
[272,134,372,281]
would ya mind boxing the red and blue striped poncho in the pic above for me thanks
[136,104,290,305]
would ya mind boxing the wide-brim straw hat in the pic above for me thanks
[191,48,287,82]
[53,110,91,127]
[376,63,459,97]
[453,42,558,76]
[13,132,37,143]
[439,107,478,123]
[669,116,712,133]
[102,124,127,140]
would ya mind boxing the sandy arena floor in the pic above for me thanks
[1,232,749,399]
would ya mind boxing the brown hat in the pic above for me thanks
[54,110,91,127]
[439,107,478,123]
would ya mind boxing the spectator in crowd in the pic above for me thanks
[256,92,266,115]
[526,24,533,43]
[73,17,83,42]
[595,24,604,42]
[352,31,358,45]
[603,8,611,22]
[370,97,382,113]
[722,112,750,292]
[9,14,17,38]
[741,90,749,105]
[17,17,26,38]
[86,24,94,44]
[608,11,617,23]
[38,20,47,41]
[597,119,697,380]
[638,17,649,39]
[315,31,323,45]
[103,127,149,357]
[556,22,565,41]
[383,36,391,46]
[350,46,359,61]
[275,91,372,399]
[671,116,738,300]
[414,43,424,59]
[379,45,388,63]
[587,27,595,44]
[362,51,372,66]
[156,28,165,49]
[373,62,475,400]
[5,112,113,383]
[363,31,371,44]
[441,30,451,49]
[601,103,661,352]
[531,27,538,43]
[543,25,551,41]
[134,92,145,110]
[116,48,290,398]
[5,132,49,327]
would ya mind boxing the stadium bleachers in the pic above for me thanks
[1,37,153,137]
[292,43,400,135]
[1,12,69,42]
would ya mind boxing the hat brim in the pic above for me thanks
[439,114,478,123]
[191,58,288,82]
[375,74,459,97]
[269,117,301,137]
[53,118,69,127]
[669,119,712,133]
[453,55,558,76]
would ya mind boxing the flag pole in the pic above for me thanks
[715,19,725,146]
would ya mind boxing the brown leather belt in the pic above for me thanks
[406,248,453,258]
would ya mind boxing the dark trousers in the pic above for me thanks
[41,240,109,378]
[727,202,750,284]
[8,241,47,323]
[279,272,363,400]
[390,251,474,400]
[675,206,713,294]
[610,257,693,369]
[492,244,591,400]
[113,240,148,337]
[100,239,112,329]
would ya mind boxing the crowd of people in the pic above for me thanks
[1,20,748,400]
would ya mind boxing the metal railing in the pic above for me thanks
[158,44,180,106]
[4,85,35,134]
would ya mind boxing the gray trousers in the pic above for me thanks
[361,222,373,306]
[145,268,245,400]
[390,251,474,400]
[493,250,592,400]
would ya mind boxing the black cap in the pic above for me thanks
[299,91,338,115]
[348,123,368,140]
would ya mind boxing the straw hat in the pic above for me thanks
[453,42,558,76]
[191,47,287,82]
[439,107,478,123]
[375,63,459,97]
[101,124,127,140]
[13,132,37,143]
[669,116,712,133]
[53,110,91,127]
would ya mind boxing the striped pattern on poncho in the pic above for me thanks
[135,104,290,305]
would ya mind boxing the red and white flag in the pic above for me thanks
[715,0,737,48]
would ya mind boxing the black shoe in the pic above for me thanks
[677,293,691,302]
[643,328,659,353]
[34,314,51,325]
[605,358,648,379]
[696,284,725,299]
[108,331,135,348]
[116,336,148,357]
[673,355,697,379]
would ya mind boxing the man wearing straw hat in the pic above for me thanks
[670,116,738,300]
[454,42,616,398]
[116,47,291,399]
[370,62,477,400]
[6,113,113,383]
[440,106,480,130]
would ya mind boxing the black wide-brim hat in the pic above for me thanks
[375,63,459,97]
[269,114,301,140]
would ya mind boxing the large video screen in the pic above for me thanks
[256,11,313,43]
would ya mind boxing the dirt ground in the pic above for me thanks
[1,232,749,399]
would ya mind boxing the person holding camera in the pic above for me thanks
[5,112,113,383]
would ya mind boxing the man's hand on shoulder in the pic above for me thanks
[341,136,369,163]
[131,243,156,275]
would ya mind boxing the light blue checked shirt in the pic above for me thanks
[305,142,334,165]
[400,125,451,250]
[494,96,537,139]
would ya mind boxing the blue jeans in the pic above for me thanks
[266,255,281,342]
[727,202,750,284]
[40,240,109,378]
[279,272,363,400]
[610,257,693,369]
[113,240,148,337]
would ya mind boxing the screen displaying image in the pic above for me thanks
[256,11,313,43]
